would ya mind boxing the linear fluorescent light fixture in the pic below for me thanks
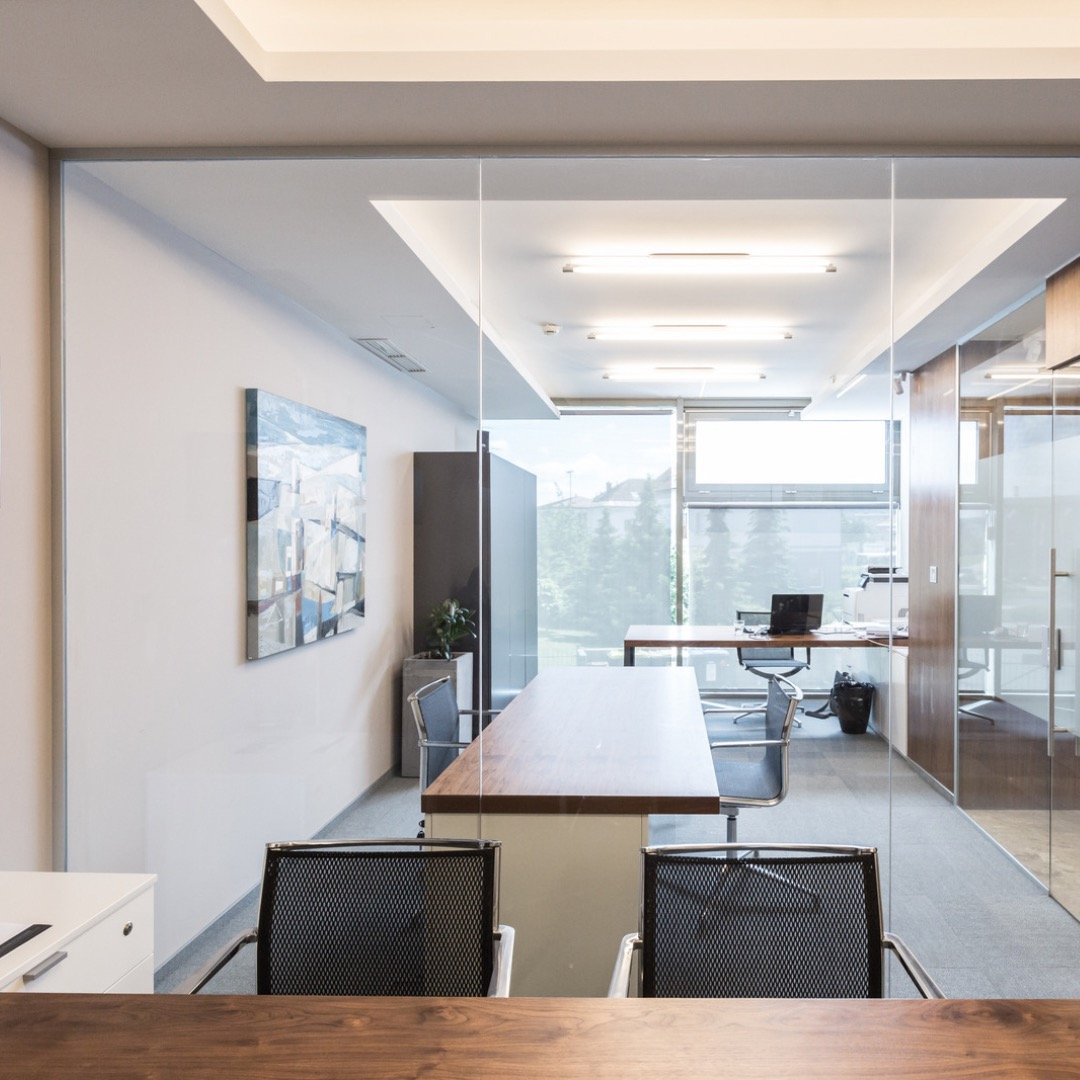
[835,373,868,398]
[603,365,765,383]
[589,325,792,343]
[564,253,836,275]
[985,367,1080,381]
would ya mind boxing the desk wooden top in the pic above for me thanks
[2,995,1079,1079]
[423,667,718,816]
[625,623,902,650]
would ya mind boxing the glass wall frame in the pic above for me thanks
[55,148,1080,1000]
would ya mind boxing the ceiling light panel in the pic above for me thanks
[564,253,836,275]
[603,364,765,383]
[589,325,792,342]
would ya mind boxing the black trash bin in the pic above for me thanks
[830,673,875,735]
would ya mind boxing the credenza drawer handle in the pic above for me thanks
[23,951,68,983]
[123,922,133,937]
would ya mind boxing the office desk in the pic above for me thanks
[424,667,717,997]
[623,623,901,666]
[3,994,1079,1079]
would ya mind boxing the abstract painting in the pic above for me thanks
[246,389,366,659]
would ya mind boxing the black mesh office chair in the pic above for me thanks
[736,607,811,681]
[704,609,809,726]
[710,674,801,843]
[184,838,514,996]
[609,843,941,999]
[408,675,498,836]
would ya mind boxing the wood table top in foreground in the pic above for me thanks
[624,622,903,651]
[423,666,719,816]
[1,994,1078,1080]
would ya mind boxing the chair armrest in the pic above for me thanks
[488,925,515,997]
[460,708,501,717]
[883,932,944,998]
[178,928,258,994]
[607,932,641,998]
[709,738,785,750]
[420,739,472,750]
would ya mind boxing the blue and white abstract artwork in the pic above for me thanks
[246,389,367,659]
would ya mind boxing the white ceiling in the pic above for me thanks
[11,2,1080,420]
[193,0,1080,82]
[74,156,1080,419]
[7,2,1080,149]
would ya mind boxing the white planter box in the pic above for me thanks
[400,652,473,778]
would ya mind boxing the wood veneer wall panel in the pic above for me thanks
[1046,256,1080,369]
[907,348,958,792]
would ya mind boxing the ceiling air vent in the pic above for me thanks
[352,337,426,374]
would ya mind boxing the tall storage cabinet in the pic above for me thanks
[413,446,538,714]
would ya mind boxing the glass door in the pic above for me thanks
[1050,359,1080,914]
[956,298,1052,885]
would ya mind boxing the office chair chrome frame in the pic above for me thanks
[609,842,942,1000]
[709,674,802,843]
[180,837,515,998]
[408,675,500,791]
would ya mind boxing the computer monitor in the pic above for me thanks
[768,593,824,635]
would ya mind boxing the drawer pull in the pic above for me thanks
[23,951,68,983]
[122,922,133,937]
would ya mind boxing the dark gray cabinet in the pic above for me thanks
[413,445,538,712]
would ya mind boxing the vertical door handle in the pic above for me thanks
[1049,547,1073,756]
[1050,548,1058,757]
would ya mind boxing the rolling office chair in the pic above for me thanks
[703,609,808,726]
[184,838,515,997]
[736,606,810,681]
[608,843,941,999]
[408,675,499,836]
[709,674,802,843]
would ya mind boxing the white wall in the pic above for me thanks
[62,166,474,963]
[0,119,53,870]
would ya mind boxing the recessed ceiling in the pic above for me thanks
[8,2,1080,151]
[73,156,1080,420]
[195,0,1080,82]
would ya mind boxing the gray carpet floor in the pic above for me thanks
[155,713,1080,997]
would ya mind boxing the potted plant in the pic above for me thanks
[426,598,476,660]
[400,599,476,777]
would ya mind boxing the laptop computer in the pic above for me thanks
[768,593,824,635]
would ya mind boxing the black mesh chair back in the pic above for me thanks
[410,676,463,788]
[736,608,810,678]
[256,839,497,996]
[642,845,883,998]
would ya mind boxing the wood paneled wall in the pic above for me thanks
[1047,256,1080,369]
[907,348,958,792]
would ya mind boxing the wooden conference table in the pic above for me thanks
[3,994,1079,1079]
[623,622,903,666]
[423,666,718,997]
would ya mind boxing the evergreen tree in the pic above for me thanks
[619,475,672,622]
[736,507,793,608]
[586,506,623,643]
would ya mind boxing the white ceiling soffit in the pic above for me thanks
[193,0,1080,82]
[373,190,1058,412]
[68,158,1080,420]
[74,159,557,421]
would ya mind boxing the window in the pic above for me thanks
[487,410,676,668]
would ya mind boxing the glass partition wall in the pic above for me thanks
[59,158,486,982]
[58,152,1080,998]
[477,157,899,995]
[895,159,1080,995]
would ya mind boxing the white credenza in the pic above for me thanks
[0,872,155,994]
